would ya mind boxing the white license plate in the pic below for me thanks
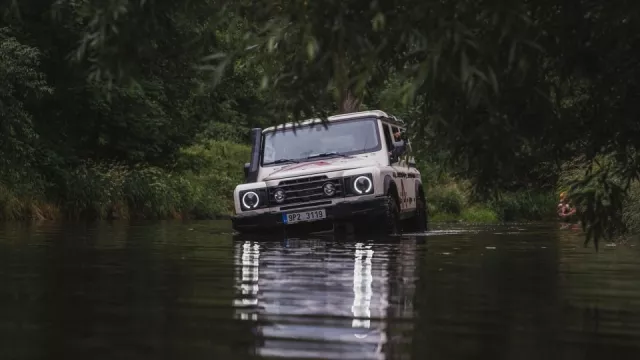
[283,209,327,224]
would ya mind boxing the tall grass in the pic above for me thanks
[0,141,250,221]
[423,170,555,223]
[428,183,467,216]
[489,191,557,222]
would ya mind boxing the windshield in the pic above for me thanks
[261,117,381,166]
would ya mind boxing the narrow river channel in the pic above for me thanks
[1,221,639,359]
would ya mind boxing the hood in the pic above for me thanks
[262,156,379,181]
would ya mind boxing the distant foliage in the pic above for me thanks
[0,29,52,194]
[489,191,556,222]
[623,182,640,236]
[428,184,467,216]
[175,140,251,215]
[423,167,555,223]
[0,2,262,221]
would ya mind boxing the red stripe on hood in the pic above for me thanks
[268,160,332,177]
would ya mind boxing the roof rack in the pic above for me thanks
[385,115,406,127]
[392,116,405,125]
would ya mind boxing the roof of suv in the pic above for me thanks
[262,110,405,133]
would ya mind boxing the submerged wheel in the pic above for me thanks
[413,194,428,232]
[381,192,401,235]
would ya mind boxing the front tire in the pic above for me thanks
[380,193,401,235]
[413,195,428,232]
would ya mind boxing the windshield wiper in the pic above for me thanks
[266,158,299,165]
[306,152,349,160]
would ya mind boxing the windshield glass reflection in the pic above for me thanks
[262,118,381,166]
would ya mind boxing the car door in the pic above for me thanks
[386,124,415,213]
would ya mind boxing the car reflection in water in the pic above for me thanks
[352,242,388,349]
[233,241,261,322]
[232,236,418,360]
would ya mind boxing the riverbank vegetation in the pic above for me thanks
[0,135,554,223]
[2,1,639,247]
[0,141,249,221]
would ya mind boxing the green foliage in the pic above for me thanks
[0,141,250,221]
[175,140,250,174]
[426,181,554,223]
[121,166,187,219]
[175,140,251,216]
[428,184,467,216]
[424,163,553,223]
[461,206,499,223]
[0,185,33,221]
[0,28,52,190]
[61,162,126,219]
[0,0,267,168]
[61,162,201,220]
[557,155,636,248]
[489,191,556,222]
[430,205,499,224]
[622,182,640,236]
[0,1,264,222]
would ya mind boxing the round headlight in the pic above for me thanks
[241,191,260,209]
[273,188,285,203]
[323,182,336,196]
[353,176,372,194]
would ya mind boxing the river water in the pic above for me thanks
[1,221,639,360]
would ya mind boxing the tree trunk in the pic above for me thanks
[333,49,361,114]
[339,89,361,114]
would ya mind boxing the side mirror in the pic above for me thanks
[243,163,250,181]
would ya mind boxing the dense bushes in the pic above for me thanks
[174,140,251,218]
[622,182,640,235]
[428,183,466,216]
[489,191,557,222]
[423,153,640,230]
[0,6,266,222]
[424,170,556,223]
[0,141,250,221]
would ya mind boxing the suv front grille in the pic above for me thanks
[268,175,343,206]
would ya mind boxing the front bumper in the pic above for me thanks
[231,197,386,233]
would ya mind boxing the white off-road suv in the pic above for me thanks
[231,110,428,235]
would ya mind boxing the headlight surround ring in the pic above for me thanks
[353,176,373,194]
[241,191,260,209]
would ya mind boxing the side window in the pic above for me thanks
[391,126,404,146]
[391,126,407,156]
